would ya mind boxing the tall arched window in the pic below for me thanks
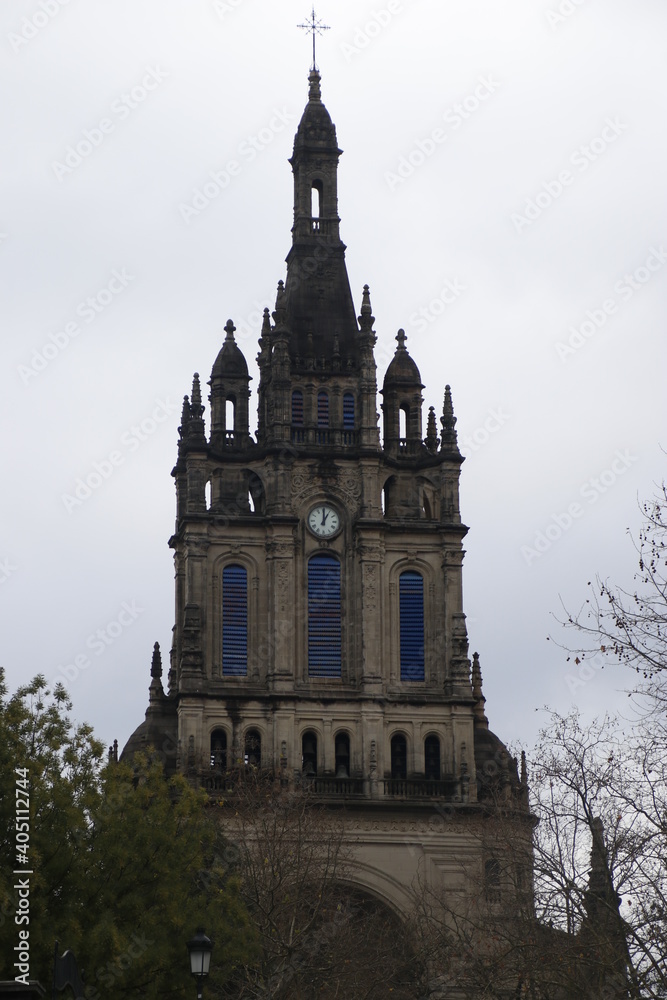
[317,391,329,426]
[222,564,247,676]
[399,571,425,681]
[302,731,318,775]
[244,729,261,768]
[292,390,305,443]
[391,734,407,780]
[343,393,355,429]
[308,555,341,677]
[210,729,227,769]
[424,735,441,780]
[335,732,350,777]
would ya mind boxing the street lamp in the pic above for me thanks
[187,928,213,1000]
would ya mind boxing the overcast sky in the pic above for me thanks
[2,0,666,757]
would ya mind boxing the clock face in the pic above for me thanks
[307,504,340,538]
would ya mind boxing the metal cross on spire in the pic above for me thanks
[298,7,330,70]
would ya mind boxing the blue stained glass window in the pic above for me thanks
[343,393,355,429]
[399,571,425,681]
[317,392,329,427]
[308,555,341,677]
[292,390,304,425]
[222,564,247,676]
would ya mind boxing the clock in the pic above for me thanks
[307,504,341,538]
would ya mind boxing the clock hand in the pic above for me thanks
[321,509,328,526]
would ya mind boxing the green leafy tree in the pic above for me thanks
[0,671,255,998]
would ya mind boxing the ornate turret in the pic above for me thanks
[381,330,425,456]
[209,320,251,452]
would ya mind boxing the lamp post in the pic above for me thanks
[187,928,213,1000]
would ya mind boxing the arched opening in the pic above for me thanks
[247,470,265,515]
[302,730,318,776]
[244,729,261,768]
[205,479,211,511]
[399,406,408,443]
[334,732,350,777]
[225,398,235,438]
[424,734,441,781]
[210,728,227,770]
[291,389,304,443]
[382,476,396,518]
[311,179,322,220]
[422,488,432,520]
[390,734,407,780]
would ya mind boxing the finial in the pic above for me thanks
[273,279,287,327]
[179,395,190,437]
[472,651,488,729]
[261,307,271,337]
[191,373,202,410]
[108,740,118,764]
[224,319,236,343]
[151,641,162,679]
[298,6,330,71]
[425,406,439,452]
[520,750,528,786]
[358,284,375,333]
[395,328,407,350]
[440,384,459,450]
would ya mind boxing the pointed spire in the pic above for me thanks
[472,651,489,729]
[273,279,287,328]
[425,406,439,453]
[191,373,203,416]
[178,395,190,439]
[185,373,206,446]
[151,641,162,679]
[440,384,459,451]
[358,284,375,334]
[261,307,272,338]
[521,750,528,786]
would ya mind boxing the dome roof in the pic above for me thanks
[292,70,339,152]
[382,330,423,389]
[211,320,248,379]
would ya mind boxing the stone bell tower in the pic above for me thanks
[123,66,530,917]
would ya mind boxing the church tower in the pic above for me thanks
[123,66,529,915]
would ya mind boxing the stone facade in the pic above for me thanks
[122,67,531,927]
